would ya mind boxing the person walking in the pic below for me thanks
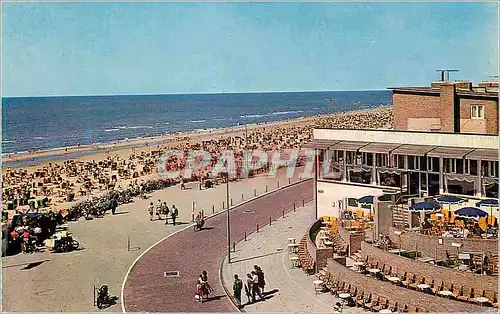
[148,202,154,221]
[156,199,163,220]
[254,265,266,294]
[171,205,178,225]
[163,202,170,225]
[110,196,118,215]
[251,271,263,301]
[245,273,253,304]
[233,274,243,308]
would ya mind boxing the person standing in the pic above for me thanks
[233,274,243,309]
[163,202,170,225]
[171,205,178,225]
[156,199,163,220]
[148,202,154,221]
[254,265,266,294]
[245,273,253,304]
[251,271,263,301]
[111,196,118,215]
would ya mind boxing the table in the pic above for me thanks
[313,280,324,294]
[320,226,330,231]
[388,249,407,254]
[438,290,454,297]
[473,297,490,304]
[322,221,332,225]
[324,240,333,246]
[290,256,299,268]
[287,237,296,244]
[379,309,392,313]
[368,268,380,274]
[338,293,351,299]
[387,276,400,283]
[288,243,299,253]
[417,284,430,290]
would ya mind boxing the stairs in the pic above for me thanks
[392,204,408,228]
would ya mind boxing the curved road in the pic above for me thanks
[123,179,314,312]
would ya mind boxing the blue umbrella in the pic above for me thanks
[476,199,499,207]
[435,195,466,204]
[409,201,441,212]
[455,207,488,220]
[358,195,374,204]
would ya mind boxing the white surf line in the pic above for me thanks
[121,178,311,313]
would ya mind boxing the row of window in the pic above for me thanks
[327,151,498,177]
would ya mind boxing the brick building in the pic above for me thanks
[391,80,499,135]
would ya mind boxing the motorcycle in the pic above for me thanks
[53,233,79,253]
[96,284,110,309]
[193,218,205,232]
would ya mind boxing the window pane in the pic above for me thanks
[478,106,483,118]
[470,160,477,176]
[472,106,477,118]
[456,159,463,174]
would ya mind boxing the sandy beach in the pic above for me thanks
[2,106,393,215]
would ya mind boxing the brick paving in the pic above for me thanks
[123,180,313,312]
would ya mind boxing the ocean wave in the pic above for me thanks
[2,140,16,143]
[240,114,267,119]
[189,120,206,123]
[127,125,154,129]
[270,110,304,115]
[105,128,121,132]
[34,137,45,140]
[164,122,170,125]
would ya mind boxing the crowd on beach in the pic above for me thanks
[2,107,393,243]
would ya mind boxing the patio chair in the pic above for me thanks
[389,301,399,312]
[371,298,386,312]
[456,286,467,302]
[362,294,373,309]
[367,297,381,311]
[432,281,443,294]
[400,304,408,312]
[355,291,365,307]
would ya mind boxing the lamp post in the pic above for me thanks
[226,165,231,264]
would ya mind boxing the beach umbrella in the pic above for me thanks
[409,201,441,212]
[357,195,374,204]
[455,207,488,220]
[476,199,499,207]
[435,195,466,204]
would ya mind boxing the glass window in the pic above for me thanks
[469,160,477,176]
[456,159,464,174]
[419,156,427,171]
[408,156,415,170]
[428,157,440,172]
[363,152,373,166]
[471,105,485,119]
[397,155,405,169]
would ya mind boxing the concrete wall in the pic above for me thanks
[360,242,498,294]
[317,180,388,218]
[313,128,498,149]
[307,219,333,271]
[326,259,485,312]
[387,227,498,261]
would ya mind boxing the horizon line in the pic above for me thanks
[1,88,389,99]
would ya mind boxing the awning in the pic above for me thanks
[465,149,499,161]
[302,139,339,149]
[330,141,370,151]
[427,147,475,158]
[359,143,402,154]
[390,144,436,156]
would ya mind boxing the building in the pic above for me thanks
[392,79,499,135]
[304,128,498,219]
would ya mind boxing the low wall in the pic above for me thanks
[361,242,497,294]
[338,220,365,255]
[326,259,485,312]
[388,227,498,261]
[307,219,333,271]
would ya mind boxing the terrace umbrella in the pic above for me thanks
[435,195,466,205]
[409,201,441,212]
[476,199,498,224]
[454,207,488,220]
[357,195,375,218]
[358,195,374,204]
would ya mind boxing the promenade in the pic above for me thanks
[221,203,334,312]
[2,168,306,312]
[122,180,313,312]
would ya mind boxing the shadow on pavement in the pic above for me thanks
[207,295,227,301]
[3,259,50,269]
[113,211,130,215]
[230,251,283,264]
[263,288,279,297]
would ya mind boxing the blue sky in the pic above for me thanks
[2,2,498,97]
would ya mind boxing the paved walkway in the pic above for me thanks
[123,180,313,312]
[221,203,335,312]
[2,167,305,312]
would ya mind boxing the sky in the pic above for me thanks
[1,2,498,97]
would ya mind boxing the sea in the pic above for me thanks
[2,90,391,157]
